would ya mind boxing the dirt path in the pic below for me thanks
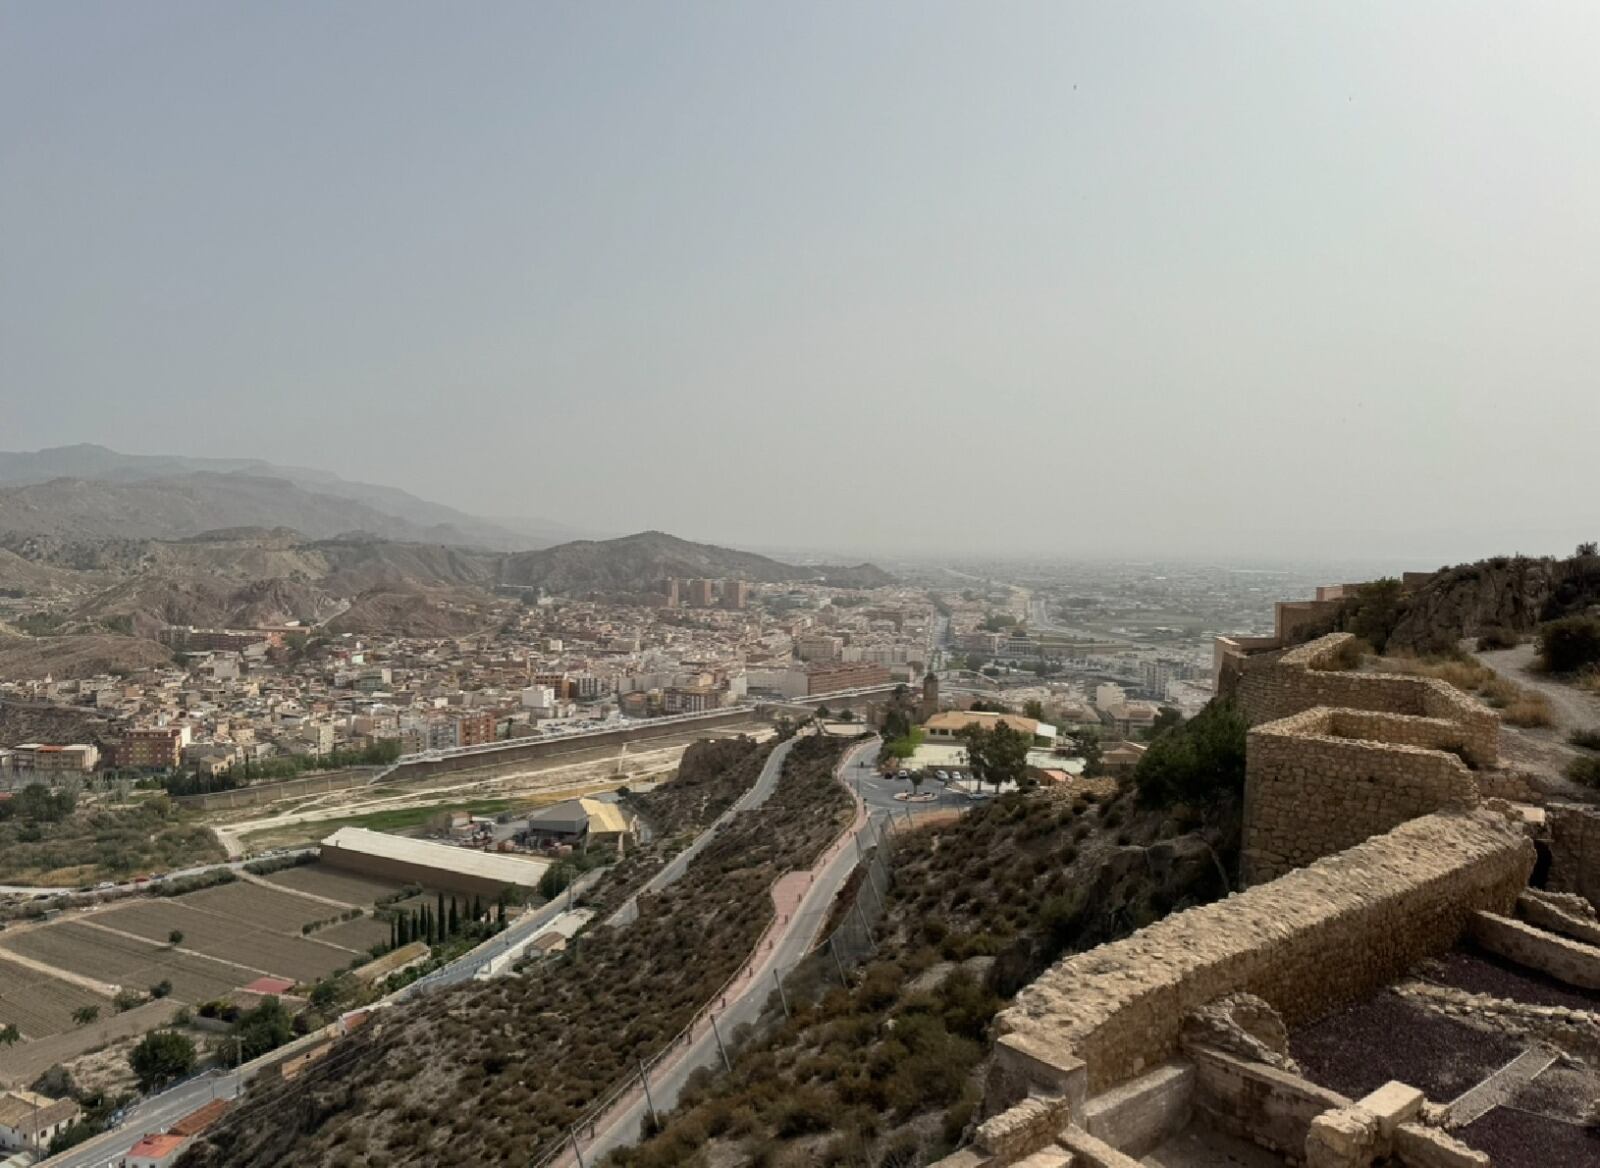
[1471,643,1600,791]
[1475,644,1600,732]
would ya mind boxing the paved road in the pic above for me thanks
[570,739,882,1166]
[842,739,971,817]
[48,1068,241,1168]
[607,736,798,928]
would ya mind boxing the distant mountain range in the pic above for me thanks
[0,444,581,550]
[499,530,895,592]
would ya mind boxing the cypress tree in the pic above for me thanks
[436,892,446,931]
[448,898,459,937]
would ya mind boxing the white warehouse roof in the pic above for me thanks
[320,826,550,887]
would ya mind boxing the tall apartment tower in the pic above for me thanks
[721,580,750,610]
[663,578,680,609]
[687,578,717,607]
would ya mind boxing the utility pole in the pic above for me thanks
[638,1059,658,1130]
[709,1013,732,1073]
[772,968,790,1018]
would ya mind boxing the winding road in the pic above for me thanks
[561,736,883,1167]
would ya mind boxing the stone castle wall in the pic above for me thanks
[1548,803,1600,909]
[991,808,1533,1104]
[1231,634,1498,768]
[1241,708,1481,885]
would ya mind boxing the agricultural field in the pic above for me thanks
[314,916,393,952]
[262,865,412,907]
[0,921,246,1003]
[94,897,361,983]
[0,955,110,1040]
[180,881,339,934]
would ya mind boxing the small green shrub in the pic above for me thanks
[1538,616,1600,673]
[1475,626,1519,651]
[1569,728,1600,752]
[1566,756,1600,788]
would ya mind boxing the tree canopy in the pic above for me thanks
[130,1029,197,1090]
[959,721,1031,792]
[1133,699,1247,808]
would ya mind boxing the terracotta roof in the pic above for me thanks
[168,1098,229,1137]
[242,976,295,996]
[127,1133,187,1159]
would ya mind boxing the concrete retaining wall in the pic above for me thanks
[172,711,762,811]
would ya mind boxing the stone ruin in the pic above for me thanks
[932,632,1600,1168]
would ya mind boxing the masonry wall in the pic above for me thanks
[992,808,1533,1099]
[1231,635,1498,768]
[1242,708,1481,885]
[1548,803,1600,909]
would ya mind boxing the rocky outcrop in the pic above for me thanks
[1388,553,1600,652]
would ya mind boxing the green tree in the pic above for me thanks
[0,1023,19,1046]
[1339,578,1404,653]
[235,996,295,1061]
[167,929,184,946]
[1023,700,1045,721]
[129,1029,196,1090]
[539,861,578,901]
[310,975,355,1014]
[1146,706,1185,740]
[72,1006,99,1027]
[1538,616,1600,673]
[1066,728,1104,776]
[960,721,1031,793]
[150,979,173,999]
[1134,699,1248,808]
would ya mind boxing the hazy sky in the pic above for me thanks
[3,3,1597,562]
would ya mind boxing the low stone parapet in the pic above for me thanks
[994,808,1532,1100]
[1469,910,1600,989]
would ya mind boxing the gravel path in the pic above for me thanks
[1474,644,1600,734]
[1469,643,1600,792]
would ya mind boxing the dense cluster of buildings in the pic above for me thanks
[0,577,941,786]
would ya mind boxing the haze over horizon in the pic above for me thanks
[4,3,1597,563]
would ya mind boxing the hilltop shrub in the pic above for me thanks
[1566,756,1600,788]
[1134,700,1247,808]
[1538,616,1600,673]
[1475,626,1519,651]
[1570,729,1600,752]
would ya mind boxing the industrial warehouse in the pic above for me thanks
[318,826,551,896]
